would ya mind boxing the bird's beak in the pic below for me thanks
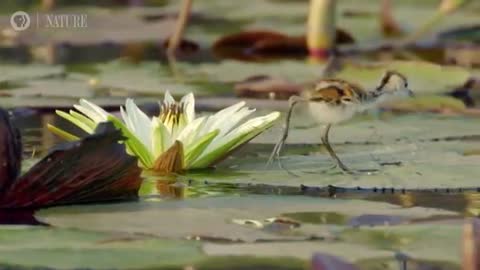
[408,89,414,97]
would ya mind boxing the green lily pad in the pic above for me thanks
[0,226,204,269]
[192,256,305,270]
[0,95,158,109]
[179,60,325,83]
[0,64,64,86]
[187,113,480,189]
[381,95,466,112]
[177,59,470,96]
[203,241,393,261]
[203,224,463,267]
[37,195,455,243]
[0,78,94,98]
[92,60,207,97]
[342,224,462,263]
[255,113,480,144]
[90,60,225,97]
[335,61,471,94]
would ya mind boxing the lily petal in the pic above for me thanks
[184,129,219,168]
[164,91,176,106]
[125,99,152,152]
[176,116,207,147]
[199,101,246,136]
[217,107,256,137]
[47,124,80,141]
[190,112,280,168]
[108,115,154,168]
[69,110,97,131]
[77,99,110,122]
[56,110,94,134]
[180,92,195,123]
[151,117,171,158]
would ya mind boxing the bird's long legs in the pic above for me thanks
[267,96,307,175]
[321,124,355,174]
[321,125,379,174]
[268,96,376,175]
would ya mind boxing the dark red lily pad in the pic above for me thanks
[213,30,354,60]
[234,75,303,100]
[0,109,21,193]
[162,37,200,55]
[0,108,142,209]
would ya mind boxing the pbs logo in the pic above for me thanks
[10,11,31,31]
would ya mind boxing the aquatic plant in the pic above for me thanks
[0,108,141,208]
[49,92,280,173]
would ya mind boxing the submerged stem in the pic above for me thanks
[167,0,193,57]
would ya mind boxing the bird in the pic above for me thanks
[268,70,413,174]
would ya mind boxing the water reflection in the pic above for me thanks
[362,191,480,216]
[15,112,67,159]
[139,174,248,200]
[138,173,480,218]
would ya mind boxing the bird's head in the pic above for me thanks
[375,70,413,98]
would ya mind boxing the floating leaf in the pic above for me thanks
[0,108,142,209]
[199,113,480,190]
[334,61,471,94]
[0,65,64,86]
[213,30,353,60]
[38,195,454,242]
[381,95,466,113]
[0,226,204,269]
[234,75,302,100]
[93,60,202,96]
[178,60,326,84]
[0,109,21,193]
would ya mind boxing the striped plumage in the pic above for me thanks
[304,71,411,125]
[269,70,412,174]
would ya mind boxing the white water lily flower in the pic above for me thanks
[48,92,280,173]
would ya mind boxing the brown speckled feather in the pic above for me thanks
[306,79,371,105]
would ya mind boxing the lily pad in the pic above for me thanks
[0,95,158,109]
[203,241,393,261]
[0,78,95,98]
[342,224,462,263]
[179,60,325,83]
[177,59,470,97]
[203,224,463,267]
[188,113,480,189]
[37,195,455,243]
[0,226,204,269]
[0,64,64,86]
[382,95,467,113]
[92,60,208,96]
[335,61,471,94]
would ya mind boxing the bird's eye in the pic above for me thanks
[404,83,408,88]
